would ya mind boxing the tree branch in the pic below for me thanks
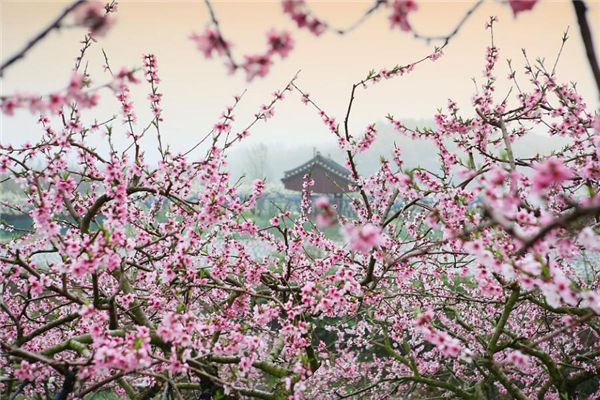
[0,0,86,76]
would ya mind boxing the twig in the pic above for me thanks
[334,0,386,35]
[203,0,238,69]
[572,0,600,97]
[0,0,86,76]
[524,311,595,350]
[517,203,600,256]
[412,0,484,45]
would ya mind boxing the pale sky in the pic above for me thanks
[1,0,599,170]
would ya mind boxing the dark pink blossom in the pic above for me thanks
[190,29,231,58]
[266,28,294,58]
[388,0,418,32]
[243,54,273,81]
[532,157,574,193]
[73,0,116,37]
[509,0,538,17]
[344,223,385,254]
[14,361,34,381]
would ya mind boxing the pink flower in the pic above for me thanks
[28,276,43,296]
[80,304,96,317]
[357,124,377,152]
[487,167,508,186]
[531,157,573,193]
[28,97,46,113]
[578,227,600,251]
[167,351,188,375]
[540,282,561,308]
[314,196,336,227]
[71,257,95,278]
[344,223,385,253]
[214,122,230,133]
[307,19,327,36]
[239,357,253,372]
[314,196,329,209]
[592,114,600,134]
[68,72,85,95]
[301,93,310,105]
[243,54,273,81]
[1,97,19,115]
[426,330,463,358]
[429,49,444,61]
[553,272,577,306]
[581,291,600,314]
[48,93,65,114]
[73,1,115,37]
[266,28,294,59]
[190,29,231,58]
[282,0,327,35]
[415,309,434,327]
[116,67,140,84]
[509,0,537,17]
[507,350,531,370]
[0,154,9,173]
[14,361,34,381]
[460,348,474,363]
[388,0,418,32]
[315,214,334,228]
[260,104,275,119]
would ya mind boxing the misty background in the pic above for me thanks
[227,118,571,187]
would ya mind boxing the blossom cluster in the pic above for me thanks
[190,27,294,81]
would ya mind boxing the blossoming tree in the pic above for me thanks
[1,2,600,400]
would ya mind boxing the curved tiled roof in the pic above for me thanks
[282,153,352,181]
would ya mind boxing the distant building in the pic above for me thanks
[281,152,355,213]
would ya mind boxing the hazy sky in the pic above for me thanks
[1,0,599,168]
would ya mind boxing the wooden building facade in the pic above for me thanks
[281,152,354,212]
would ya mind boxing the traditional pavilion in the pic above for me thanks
[281,152,354,212]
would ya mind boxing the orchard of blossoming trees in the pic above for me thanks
[1,0,600,399]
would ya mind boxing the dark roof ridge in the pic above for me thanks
[282,153,351,180]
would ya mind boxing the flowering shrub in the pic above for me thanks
[1,3,600,400]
